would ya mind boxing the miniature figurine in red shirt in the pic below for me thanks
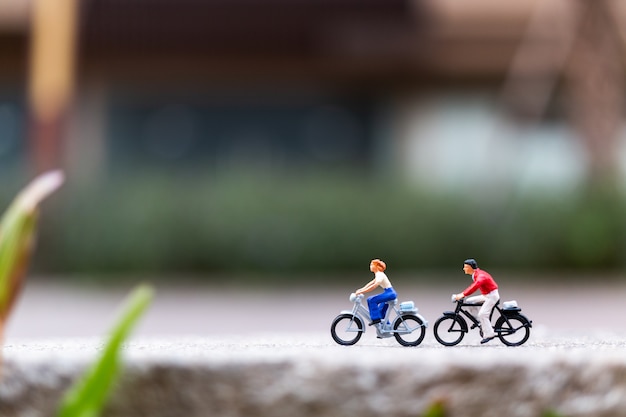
[453,258,500,344]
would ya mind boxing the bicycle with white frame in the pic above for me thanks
[330,293,428,346]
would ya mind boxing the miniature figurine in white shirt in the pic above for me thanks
[356,259,397,324]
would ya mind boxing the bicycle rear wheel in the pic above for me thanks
[495,315,530,346]
[393,315,426,347]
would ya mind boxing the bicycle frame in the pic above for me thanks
[444,300,529,335]
[339,295,426,335]
[458,300,498,328]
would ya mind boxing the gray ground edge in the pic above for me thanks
[2,334,626,417]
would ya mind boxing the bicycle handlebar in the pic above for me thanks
[451,294,465,303]
[350,293,364,302]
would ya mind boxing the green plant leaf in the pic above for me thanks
[0,170,64,324]
[56,284,154,417]
[0,208,36,318]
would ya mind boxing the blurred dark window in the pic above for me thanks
[0,92,26,173]
[106,93,376,173]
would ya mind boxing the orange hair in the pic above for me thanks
[371,259,386,272]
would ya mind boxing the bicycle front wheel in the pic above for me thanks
[495,315,530,346]
[393,315,426,347]
[330,314,364,346]
[433,315,466,346]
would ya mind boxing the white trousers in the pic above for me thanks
[466,289,500,338]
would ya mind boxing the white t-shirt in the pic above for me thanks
[374,271,392,289]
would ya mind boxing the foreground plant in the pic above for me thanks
[422,398,446,417]
[0,171,64,346]
[57,284,154,417]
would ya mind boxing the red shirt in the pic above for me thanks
[462,268,498,296]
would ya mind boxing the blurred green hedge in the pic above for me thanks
[15,173,626,277]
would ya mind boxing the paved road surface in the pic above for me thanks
[5,279,626,340]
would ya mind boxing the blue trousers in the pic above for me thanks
[367,287,397,321]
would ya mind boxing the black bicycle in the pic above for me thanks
[433,298,532,346]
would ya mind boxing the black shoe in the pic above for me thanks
[480,336,495,344]
[369,319,381,326]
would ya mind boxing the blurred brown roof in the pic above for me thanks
[76,0,426,82]
[3,0,625,82]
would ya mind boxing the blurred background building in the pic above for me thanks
[0,0,625,278]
